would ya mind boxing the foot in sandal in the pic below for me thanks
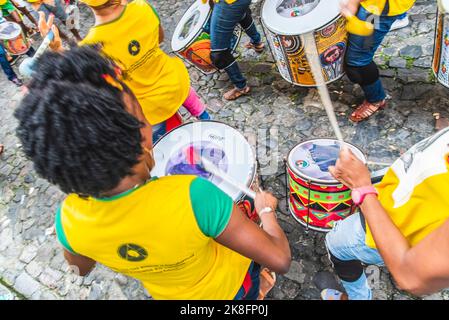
[257,268,276,300]
[223,86,251,101]
[349,99,387,122]
[244,42,265,53]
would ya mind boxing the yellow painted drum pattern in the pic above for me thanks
[432,9,449,88]
[264,15,348,86]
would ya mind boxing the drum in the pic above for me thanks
[261,0,348,86]
[151,121,260,222]
[432,0,449,88]
[286,139,366,232]
[171,0,242,74]
[0,21,30,56]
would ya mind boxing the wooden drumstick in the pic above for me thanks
[185,146,257,199]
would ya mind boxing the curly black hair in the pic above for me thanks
[14,46,144,197]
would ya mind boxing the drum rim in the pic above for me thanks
[171,0,211,52]
[261,0,342,36]
[288,201,333,232]
[152,120,257,201]
[0,21,22,40]
[286,138,366,185]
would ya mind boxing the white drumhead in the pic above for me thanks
[287,139,366,184]
[171,0,211,52]
[0,22,21,40]
[152,121,256,201]
[262,0,341,35]
[441,0,449,13]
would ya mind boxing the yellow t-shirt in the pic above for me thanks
[56,176,251,299]
[366,128,449,248]
[361,0,415,16]
[80,0,190,125]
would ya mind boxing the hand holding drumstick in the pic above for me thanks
[38,12,63,52]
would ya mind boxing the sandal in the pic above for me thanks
[257,268,276,300]
[223,86,250,101]
[244,41,265,53]
[349,100,387,122]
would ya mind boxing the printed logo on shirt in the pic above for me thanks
[128,40,141,56]
[118,243,148,262]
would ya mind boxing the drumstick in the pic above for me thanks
[185,146,257,199]
[302,32,344,142]
[19,30,54,78]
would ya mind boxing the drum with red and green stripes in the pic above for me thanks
[286,139,366,232]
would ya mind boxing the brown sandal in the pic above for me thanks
[244,42,265,53]
[349,100,387,122]
[223,86,251,101]
[257,268,276,300]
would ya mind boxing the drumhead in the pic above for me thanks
[0,22,22,40]
[171,0,211,52]
[262,0,341,35]
[287,139,366,184]
[442,0,449,13]
[152,121,256,201]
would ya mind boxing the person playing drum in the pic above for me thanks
[0,0,34,35]
[39,0,211,142]
[320,128,449,300]
[341,0,415,122]
[15,46,291,300]
[205,0,265,100]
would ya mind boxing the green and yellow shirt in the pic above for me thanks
[361,0,415,16]
[80,0,190,125]
[55,175,251,299]
[367,128,449,248]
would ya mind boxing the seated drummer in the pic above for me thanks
[321,128,449,300]
[15,46,291,300]
[341,0,415,122]
[205,0,265,101]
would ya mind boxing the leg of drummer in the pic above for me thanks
[210,0,250,100]
[239,7,264,51]
[344,6,405,122]
[0,45,23,86]
[182,87,211,120]
[324,212,384,300]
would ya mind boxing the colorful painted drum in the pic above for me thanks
[287,139,366,232]
[261,0,348,86]
[0,21,30,56]
[171,0,242,74]
[151,121,260,223]
[432,0,449,88]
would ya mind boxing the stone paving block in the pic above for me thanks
[19,244,38,264]
[14,272,42,298]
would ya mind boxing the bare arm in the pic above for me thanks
[215,192,291,274]
[329,148,449,296]
[63,249,96,276]
[158,25,164,44]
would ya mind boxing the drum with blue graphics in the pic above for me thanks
[287,138,366,232]
[171,0,242,74]
[151,121,260,222]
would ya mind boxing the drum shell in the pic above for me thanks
[0,23,30,56]
[432,7,449,88]
[173,3,242,74]
[263,15,348,87]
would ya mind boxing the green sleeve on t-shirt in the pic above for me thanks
[55,205,77,255]
[189,177,234,238]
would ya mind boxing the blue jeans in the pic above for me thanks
[0,45,35,81]
[325,213,384,300]
[346,6,406,102]
[210,0,261,89]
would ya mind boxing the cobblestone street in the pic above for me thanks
[1,0,449,300]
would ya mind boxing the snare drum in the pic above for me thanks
[151,121,259,223]
[432,0,449,88]
[171,0,242,74]
[286,139,366,232]
[0,21,30,56]
[261,0,348,86]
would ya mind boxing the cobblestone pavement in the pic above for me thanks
[1,0,449,300]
